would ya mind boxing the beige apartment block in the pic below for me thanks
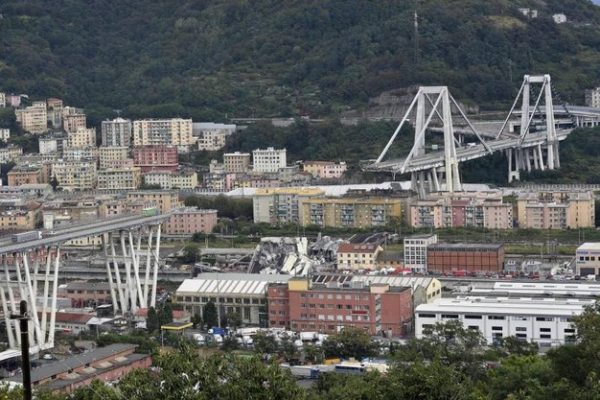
[300,197,402,229]
[224,152,251,173]
[336,243,383,270]
[303,161,347,179]
[516,191,595,229]
[409,191,513,229]
[97,167,141,190]
[194,123,236,151]
[0,207,39,231]
[132,119,194,150]
[252,147,287,173]
[252,187,324,224]
[15,101,47,134]
[7,165,44,186]
[101,118,132,147]
[63,113,87,133]
[0,146,23,164]
[126,190,182,213]
[63,146,98,162]
[67,127,96,148]
[164,207,218,235]
[99,146,130,169]
[51,161,97,191]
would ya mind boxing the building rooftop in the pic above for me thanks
[417,296,593,317]
[177,273,293,296]
[428,243,503,251]
[577,242,600,252]
[337,243,381,254]
[9,344,138,384]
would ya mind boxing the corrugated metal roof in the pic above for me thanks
[176,273,292,296]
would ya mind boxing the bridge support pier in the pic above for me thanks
[1,247,60,352]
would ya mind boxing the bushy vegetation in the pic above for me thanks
[1,0,600,121]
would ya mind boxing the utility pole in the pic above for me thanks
[413,6,420,65]
[11,300,32,400]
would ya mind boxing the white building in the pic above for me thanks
[39,135,65,155]
[101,118,132,147]
[585,87,600,109]
[0,92,5,108]
[403,234,438,273]
[552,13,567,24]
[15,101,47,134]
[193,122,236,151]
[415,297,591,347]
[252,147,287,173]
[576,242,600,276]
[0,128,9,142]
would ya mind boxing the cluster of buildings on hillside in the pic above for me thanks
[0,93,349,193]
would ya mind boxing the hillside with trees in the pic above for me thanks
[1,0,600,123]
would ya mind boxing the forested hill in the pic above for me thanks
[1,0,600,122]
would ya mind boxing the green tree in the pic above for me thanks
[50,175,59,192]
[253,331,278,356]
[226,312,242,329]
[191,313,202,329]
[221,335,240,352]
[322,327,377,360]
[180,243,199,264]
[158,302,173,326]
[203,301,218,329]
[146,306,159,332]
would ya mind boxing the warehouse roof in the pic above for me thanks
[428,243,503,251]
[176,273,292,296]
[416,297,593,317]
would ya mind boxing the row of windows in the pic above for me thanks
[177,296,265,305]
[419,313,563,322]
[299,303,370,311]
[299,293,370,301]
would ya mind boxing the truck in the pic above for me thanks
[11,231,42,243]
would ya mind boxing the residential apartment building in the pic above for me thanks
[404,234,438,273]
[427,243,505,274]
[0,206,39,231]
[175,273,292,326]
[0,128,10,142]
[409,191,513,229]
[126,191,181,213]
[67,127,96,148]
[39,134,66,155]
[300,197,402,229]
[97,167,141,190]
[50,161,97,191]
[194,122,236,151]
[133,118,194,152]
[303,161,347,179]
[101,118,132,147]
[516,191,595,229]
[144,170,198,189]
[0,146,23,164]
[164,207,217,235]
[223,152,251,173]
[15,101,47,134]
[63,146,98,162]
[0,92,4,108]
[7,165,44,186]
[5,94,21,108]
[252,147,287,173]
[252,187,323,224]
[337,243,384,271]
[98,146,130,169]
[575,242,600,276]
[585,87,600,109]
[63,113,87,134]
[58,281,112,308]
[268,278,413,336]
[46,98,64,129]
[132,145,178,172]
[415,297,589,347]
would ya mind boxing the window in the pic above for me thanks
[418,313,436,318]
[536,317,554,322]
[441,314,458,319]
[540,334,551,339]
[488,316,505,320]
[516,327,527,332]
[540,328,551,333]
[467,326,479,331]
[464,315,482,320]
[492,326,503,331]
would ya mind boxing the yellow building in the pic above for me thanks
[300,197,402,229]
[15,101,47,134]
[224,152,251,173]
[126,190,182,213]
[516,191,595,229]
[0,207,39,231]
[252,187,324,224]
[98,146,130,169]
[63,113,87,133]
[97,167,141,190]
[171,171,198,189]
[132,119,194,151]
[67,127,96,148]
[336,243,383,270]
[50,161,97,191]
